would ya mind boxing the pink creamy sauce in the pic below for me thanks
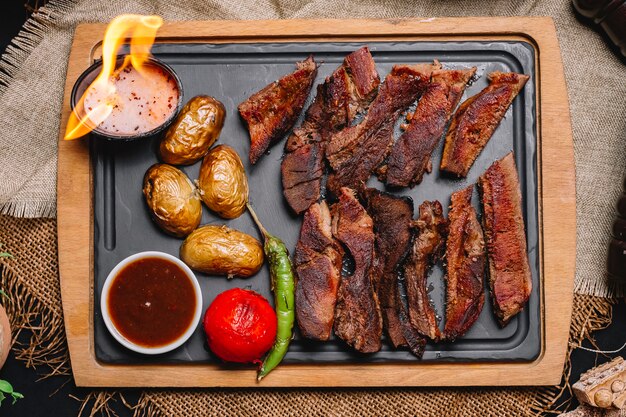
[83,64,179,136]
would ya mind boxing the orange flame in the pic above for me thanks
[64,15,164,140]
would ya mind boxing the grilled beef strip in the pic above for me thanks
[281,47,380,214]
[332,187,382,353]
[440,72,529,177]
[238,56,318,164]
[404,200,448,342]
[325,63,440,196]
[478,152,532,327]
[363,188,422,350]
[396,297,427,358]
[443,185,486,341]
[386,67,476,188]
[294,201,344,340]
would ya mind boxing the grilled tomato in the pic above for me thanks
[159,95,226,165]
[180,225,264,278]
[203,288,277,363]
[198,145,249,219]
[143,164,202,237]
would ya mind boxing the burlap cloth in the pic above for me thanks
[0,0,625,415]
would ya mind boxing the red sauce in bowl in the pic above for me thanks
[107,257,196,347]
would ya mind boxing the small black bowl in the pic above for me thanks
[69,56,183,142]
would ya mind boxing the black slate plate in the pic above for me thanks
[92,41,539,365]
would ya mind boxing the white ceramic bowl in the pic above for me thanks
[100,251,202,355]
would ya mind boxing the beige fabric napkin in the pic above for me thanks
[0,0,624,297]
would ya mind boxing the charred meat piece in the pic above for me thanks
[478,152,532,326]
[440,72,529,177]
[239,56,318,164]
[397,299,427,358]
[294,201,344,340]
[281,47,380,214]
[386,67,476,187]
[363,188,420,349]
[280,133,325,214]
[326,63,440,195]
[443,186,486,341]
[404,200,448,342]
[332,188,382,353]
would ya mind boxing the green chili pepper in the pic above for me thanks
[247,203,295,381]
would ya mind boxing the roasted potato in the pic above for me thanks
[198,145,249,219]
[159,95,226,165]
[180,225,264,278]
[143,164,202,237]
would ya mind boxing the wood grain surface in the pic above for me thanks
[57,17,575,387]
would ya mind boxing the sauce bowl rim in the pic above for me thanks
[100,251,203,355]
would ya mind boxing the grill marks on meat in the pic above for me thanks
[478,152,532,326]
[281,129,324,214]
[294,201,344,340]
[325,63,440,195]
[238,56,318,164]
[386,67,476,188]
[281,47,380,214]
[331,188,382,353]
[404,200,448,342]
[443,186,486,341]
[363,188,421,350]
[440,72,529,177]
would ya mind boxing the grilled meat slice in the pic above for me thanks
[344,47,380,105]
[280,134,325,215]
[443,185,486,341]
[404,200,448,342]
[397,300,427,358]
[363,188,419,348]
[239,56,318,164]
[332,188,382,353]
[440,72,529,177]
[294,201,344,340]
[281,47,380,214]
[326,63,440,195]
[386,67,476,187]
[478,152,532,327]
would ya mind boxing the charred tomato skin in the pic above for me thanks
[203,288,277,363]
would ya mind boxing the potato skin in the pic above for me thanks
[180,225,264,278]
[143,164,202,237]
[159,95,226,165]
[199,145,249,219]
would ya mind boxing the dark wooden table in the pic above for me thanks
[0,1,624,415]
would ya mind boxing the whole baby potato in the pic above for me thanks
[143,164,202,237]
[199,145,249,219]
[159,95,226,165]
[180,225,264,278]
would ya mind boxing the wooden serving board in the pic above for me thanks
[57,17,575,387]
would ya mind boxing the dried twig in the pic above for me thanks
[24,0,48,14]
